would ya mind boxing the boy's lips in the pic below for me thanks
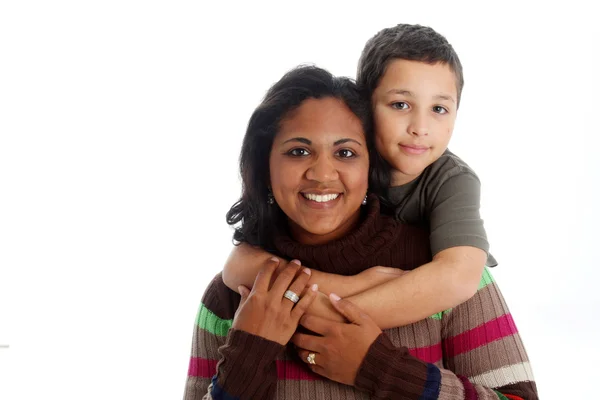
[400,144,429,155]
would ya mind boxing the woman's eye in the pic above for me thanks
[287,148,310,157]
[391,101,409,110]
[336,149,356,158]
[433,105,448,114]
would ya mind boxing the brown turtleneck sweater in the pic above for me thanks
[184,197,538,399]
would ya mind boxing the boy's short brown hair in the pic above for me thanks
[357,24,464,106]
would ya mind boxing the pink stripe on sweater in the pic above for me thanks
[408,343,442,363]
[188,357,218,377]
[276,361,321,380]
[189,343,442,380]
[444,314,518,358]
[188,357,321,380]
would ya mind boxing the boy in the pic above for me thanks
[222,24,494,329]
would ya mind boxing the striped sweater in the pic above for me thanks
[184,199,538,399]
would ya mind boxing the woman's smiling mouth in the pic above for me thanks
[299,192,343,209]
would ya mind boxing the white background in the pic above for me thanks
[1,1,599,399]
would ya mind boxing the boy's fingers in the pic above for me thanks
[253,257,280,293]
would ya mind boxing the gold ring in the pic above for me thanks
[306,352,316,365]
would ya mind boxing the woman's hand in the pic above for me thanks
[305,291,345,323]
[291,294,382,386]
[232,258,318,345]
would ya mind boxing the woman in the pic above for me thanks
[184,66,538,399]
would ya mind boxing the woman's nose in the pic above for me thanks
[305,155,339,183]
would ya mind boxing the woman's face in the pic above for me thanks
[269,97,369,245]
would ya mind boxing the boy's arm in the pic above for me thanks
[345,246,486,330]
[222,243,406,298]
[221,243,276,292]
[222,244,485,329]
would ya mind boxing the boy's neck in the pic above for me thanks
[390,170,422,187]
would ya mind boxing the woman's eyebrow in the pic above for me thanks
[282,137,311,145]
[334,138,362,146]
[281,137,362,146]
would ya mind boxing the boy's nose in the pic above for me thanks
[408,112,429,136]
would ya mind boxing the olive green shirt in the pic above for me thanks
[385,150,497,267]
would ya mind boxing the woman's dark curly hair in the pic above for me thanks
[226,65,389,250]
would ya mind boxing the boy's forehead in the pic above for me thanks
[376,59,458,100]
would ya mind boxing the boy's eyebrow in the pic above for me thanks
[281,137,362,146]
[387,89,414,96]
[434,94,456,104]
[387,89,456,104]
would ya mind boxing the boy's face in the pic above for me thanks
[371,59,458,186]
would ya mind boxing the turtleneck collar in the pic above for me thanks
[273,194,402,276]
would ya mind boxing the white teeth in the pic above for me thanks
[303,193,340,203]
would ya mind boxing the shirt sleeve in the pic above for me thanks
[354,268,538,399]
[428,170,489,257]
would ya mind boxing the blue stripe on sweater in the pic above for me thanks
[210,376,240,400]
[420,363,442,400]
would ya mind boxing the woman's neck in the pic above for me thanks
[287,209,363,246]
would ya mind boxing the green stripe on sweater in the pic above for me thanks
[430,267,495,320]
[196,303,232,336]
[478,267,495,290]
[494,390,510,400]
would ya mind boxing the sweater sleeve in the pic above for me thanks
[354,268,538,399]
[183,273,284,400]
[211,329,284,399]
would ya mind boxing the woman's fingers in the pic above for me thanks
[290,283,318,320]
[282,266,312,309]
[298,313,334,335]
[238,285,250,303]
[291,332,325,353]
[269,259,302,298]
[328,293,366,325]
[253,257,280,293]
[297,349,322,367]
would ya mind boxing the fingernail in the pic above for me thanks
[291,259,301,265]
[330,293,341,301]
[311,283,318,292]
[303,267,311,275]
[270,257,279,263]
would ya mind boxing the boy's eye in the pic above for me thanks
[391,101,409,110]
[433,105,448,114]
[336,149,356,158]
[287,148,310,157]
